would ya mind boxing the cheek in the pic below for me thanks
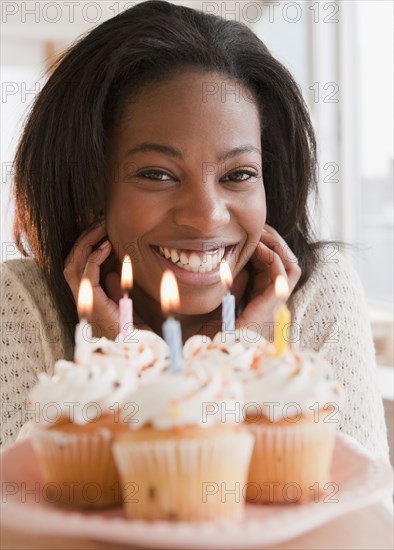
[235,188,266,263]
[240,187,266,236]
[106,191,159,246]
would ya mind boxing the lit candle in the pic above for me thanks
[160,270,183,373]
[75,277,93,365]
[274,275,291,356]
[220,261,235,332]
[119,255,133,340]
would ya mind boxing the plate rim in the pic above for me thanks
[1,432,392,549]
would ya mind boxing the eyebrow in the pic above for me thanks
[124,143,261,161]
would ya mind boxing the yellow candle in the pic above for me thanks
[274,276,291,356]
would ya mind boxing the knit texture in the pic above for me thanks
[0,255,390,462]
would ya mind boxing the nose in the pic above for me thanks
[172,183,231,234]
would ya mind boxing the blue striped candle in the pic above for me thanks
[162,316,183,373]
[160,270,183,373]
[222,291,235,332]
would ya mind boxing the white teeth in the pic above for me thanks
[157,245,229,273]
[171,249,180,263]
[180,252,189,265]
[189,253,201,268]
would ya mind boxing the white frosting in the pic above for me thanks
[124,364,245,430]
[29,329,169,426]
[29,358,139,426]
[183,330,275,371]
[183,331,343,423]
[242,349,343,422]
[90,329,169,385]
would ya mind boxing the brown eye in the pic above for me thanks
[137,169,174,181]
[222,170,258,183]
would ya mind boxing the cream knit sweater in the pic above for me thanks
[0,254,390,462]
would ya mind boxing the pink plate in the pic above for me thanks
[1,433,392,549]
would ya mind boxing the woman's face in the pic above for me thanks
[106,71,266,314]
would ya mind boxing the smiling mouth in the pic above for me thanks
[152,245,235,273]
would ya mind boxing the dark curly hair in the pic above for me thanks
[13,0,321,346]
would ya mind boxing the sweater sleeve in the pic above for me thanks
[289,249,390,463]
[0,260,69,448]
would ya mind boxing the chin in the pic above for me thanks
[178,296,221,317]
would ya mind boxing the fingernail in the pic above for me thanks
[98,240,110,249]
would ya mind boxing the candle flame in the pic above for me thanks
[77,277,93,318]
[275,275,289,300]
[220,261,233,289]
[121,255,133,290]
[160,270,180,314]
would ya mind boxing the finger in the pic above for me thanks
[63,225,108,302]
[64,222,107,276]
[82,240,112,287]
[261,225,298,267]
[83,243,119,322]
[260,226,301,292]
[251,242,287,281]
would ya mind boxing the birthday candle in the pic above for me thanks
[75,277,93,365]
[160,270,183,373]
[119,255,133,340]
[220,261,235,331]
[274,275,291,356]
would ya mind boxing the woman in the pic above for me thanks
[1,0,389,463]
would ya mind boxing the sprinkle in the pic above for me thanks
[251,356,260,371]
[290,367,301,378]
[166,405,182,419]
[140,362,155,372]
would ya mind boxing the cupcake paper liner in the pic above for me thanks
[113,432,254,521]
[246,419,337,504]
[31,427,122,508]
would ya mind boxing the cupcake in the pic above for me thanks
[112,364,254,521]
[183,331,343,504]
[28,329,169,509]
[242,348,343,504]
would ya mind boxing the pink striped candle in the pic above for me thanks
[119,255,133,340]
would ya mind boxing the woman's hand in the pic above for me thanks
[63,220,120,339]
[64,220,153,338]
[234,224,301,340]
